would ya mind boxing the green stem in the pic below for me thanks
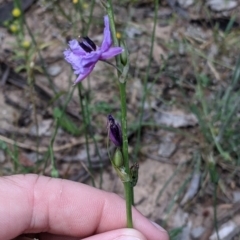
[124,182,133,227]
[106,1,121,68]
[83,0,101,187]
[78,84,95,187]
[119,84,130,172]
[106,0,133,228]
[119,83,134,221]
[56,1,71,22]
[15,0,24,39]
[45,84,75,175]
[24,19,57,94]
[85,0,96,35]
[85,99,104,189]
[77,0,85,35]
[119,67,133,228]
[27,56,39,162]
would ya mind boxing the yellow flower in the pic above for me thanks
[10,24,18,33]
[116,32,121,39]
[21,40,31,49]
[12,8,21,17]
[73,0,78,4]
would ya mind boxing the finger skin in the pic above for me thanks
[82,228,147,240]
[0,174,169,240]
[39,229,147,240]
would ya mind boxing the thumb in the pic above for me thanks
[82,228,147,240]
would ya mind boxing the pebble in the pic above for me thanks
[207,0,237,11]
[233,191,240,203]
[210,221,236,240]
[47,64,62,76]
[191,226,205,239]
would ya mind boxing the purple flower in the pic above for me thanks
[64,16,123,85]
[108,114,122,147]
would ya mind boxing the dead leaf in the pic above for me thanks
[153,42,167,65]
[154,110,198,128]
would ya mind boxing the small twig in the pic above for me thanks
[101,60,122,73]
[80,161,95,180]
[0,134,100,153]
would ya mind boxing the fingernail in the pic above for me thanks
[151,221,167,232]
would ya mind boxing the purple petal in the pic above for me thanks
[108,115,122,147]
[64,49,84,74]
[109,127,122,147]
[80,51,101,67]
[74,65,95,84]
[100,15,112,52]
[68,39,86,55]
[100,47,123,60]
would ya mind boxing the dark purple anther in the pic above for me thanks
[79,36,97,53]
[108,114,123,147]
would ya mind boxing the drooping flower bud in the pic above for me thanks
[113,148,123,167]
[107,114,122,147]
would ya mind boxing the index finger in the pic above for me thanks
[0,174,168,240]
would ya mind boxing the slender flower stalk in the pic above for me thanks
[106,0,133,228]
[63,3,134,229]
[78,84,95,187]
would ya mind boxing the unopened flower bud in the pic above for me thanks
[107,114,122,147]
[51,168,59,178]
[116,32,121,39]
[21,40,31,49]
[9,24,18,33]
[119,39,128,66]
[113,149,123,167]
[12,8,21,17]
[83,3,89,8]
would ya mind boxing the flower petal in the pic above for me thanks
[64,49,83,74]
[74,65,95,85]
[63,15,121,85]
[100,15,112,52]
[68,39,86,55]
[100,47,123,60]
[80,51,101,67]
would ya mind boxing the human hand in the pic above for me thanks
[0,174,169,240]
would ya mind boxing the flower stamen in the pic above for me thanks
[79,36,97,53]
